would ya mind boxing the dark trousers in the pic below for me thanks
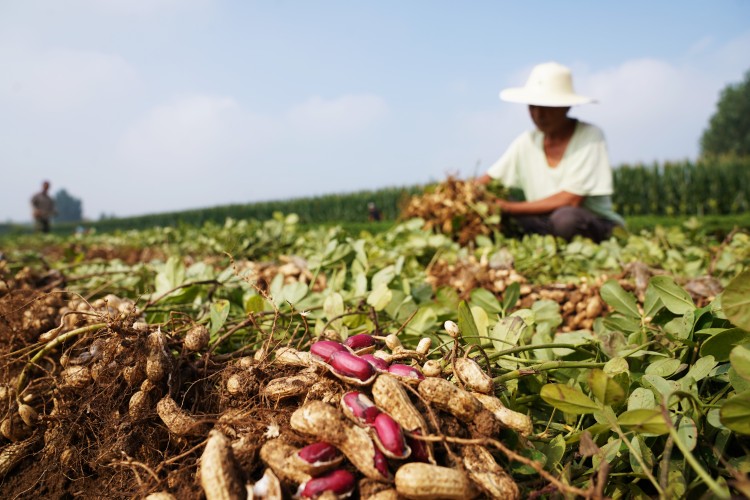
[35,218,50,233]
[505,206,618,243]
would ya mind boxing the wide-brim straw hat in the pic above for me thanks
[500,62,596,107]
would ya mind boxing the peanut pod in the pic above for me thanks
[250,468,283,500]
[274,347,313,367]
[473,393,533,436]
[185,324,210,352]
[200,430,246,500]
[290,401,390,481]
[360,354,390,372]
[417,377,483,423]
[454,357,494,394]
[387,364,424,384]
[371,412,410,460]
[341,391,381,425]
[461,444,519,500]
[345,333,377,353]
[259,439,312,485]
[263,370,318,400]
[371,374,434,463]
[395,463,478,499]
[310,340,349,363]
[291,442,344,476]
[325,351,376,385]
[156,395,206,436]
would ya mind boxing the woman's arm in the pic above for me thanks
[497,191,583,215]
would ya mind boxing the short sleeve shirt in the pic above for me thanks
[486,121,624,225]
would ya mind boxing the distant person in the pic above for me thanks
[31,180,56,233]
[478,62,624,242]
[368,202,382,222]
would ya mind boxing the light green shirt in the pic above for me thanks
[487,121,625,225]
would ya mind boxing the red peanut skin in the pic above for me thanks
[301,469,355,498]
[297,442,340,464]
[329,351,375,381]
[343,392,381,424]
[361,354,390,371]
[373,413,407,457]
[345,334,376,350]
[310,340,348,363]
[388,364,425,380]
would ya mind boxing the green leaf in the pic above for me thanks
[628,387,656,410]
[489,315,526,351]
[280,282,308,305]
[458,300,480,344]
[470,288,503,315]
[468,306,489,344]
[589,369,626,406]
[404,307,437,335]
[700,328,750,362]
[730,344,750,382]
[600,279,640,318]
[502,281,521,312]
[324,292,346,329]
[649,276,695,315]
[209,299,230,335]
[366,284,392,311]
[643,285,664,319]
[244,294,266,314]
[685,355,717,382]
[645,358,682,378]
[617,409,669,435]
[542,434,566,471]
[723,270,750,330]
[629,434,654,475]
[510,447,546,475]
[720,390,750,435]
[676,416,698,451]
[540,384,599,414]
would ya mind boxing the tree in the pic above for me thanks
[54,189,83,222]
[700,69,750,157]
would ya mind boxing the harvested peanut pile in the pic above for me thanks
[400,177,508,245]
[0,278,533,499]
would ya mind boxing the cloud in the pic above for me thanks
[0,45,138,112]
[285,94,389,140]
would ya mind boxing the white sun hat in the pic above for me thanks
[499,62,596,107]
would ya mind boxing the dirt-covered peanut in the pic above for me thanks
[200,430,246,500]
[454,357,494,394]
[461,444,519,499]
[415,337,432,356]
[146,330,171,382]
[185,324,210,352]
[129,390,152,420]
[0,434,41,479]
[226,371,258,397]
[473,393,533,436]
[144,493,177,500]
[17,404,38,427]
[263,370,318,400]
[359,478,399,500]
[156,395,206,436]
[395,463,478,499]
[274,347,313,367]
[421,360,442,377]
[418,377,483,422]
[122,362,146,386]
[290,401,390,481]
[61,365,91,389]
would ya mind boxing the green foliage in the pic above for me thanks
[700,69,750,158]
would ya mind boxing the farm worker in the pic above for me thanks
[478,62,624,242]
[368,202,382,221]
[31,180,56,233]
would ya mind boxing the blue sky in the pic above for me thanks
[2,0,749,222]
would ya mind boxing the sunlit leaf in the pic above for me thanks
[600,279,640,318]
[470,288,503,314]
[628,387,656,410]
[730,344,750,382]
[489,315,525,351]
[617,409,669,435]
[723,270,750,330]
[209,299,230,335]
[540,384,599,414]
[645,358,681,378]
[458,300,480,344]
[502,281,521,312]
[676,416,698,451]
[589,369,626,406]
[649,276,695,314]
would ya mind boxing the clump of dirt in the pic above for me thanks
[400,176,508,245]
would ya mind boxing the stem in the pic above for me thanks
[494,361,606,384]
[16,322,107,398]
[487,343,595,361]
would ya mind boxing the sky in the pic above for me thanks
[2,1,749,222]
